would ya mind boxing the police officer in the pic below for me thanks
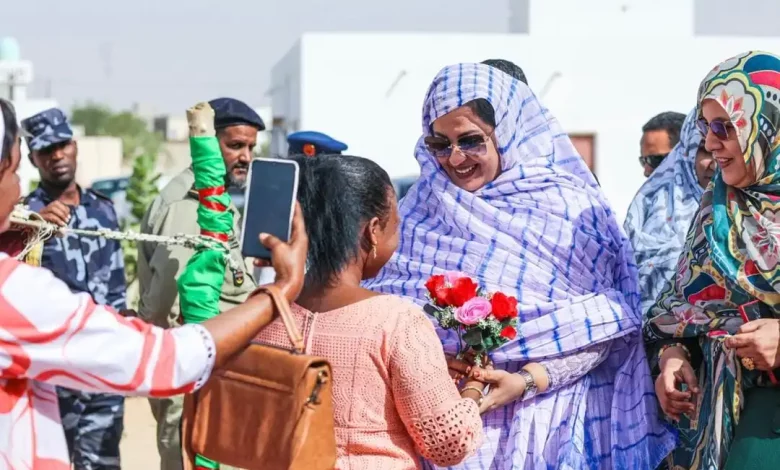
[137,97,264,470]
[287,130,347,157]
[23,108,128,470]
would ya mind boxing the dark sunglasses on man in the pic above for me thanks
[638,153,668,170]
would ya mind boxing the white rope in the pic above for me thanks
[9,205,240,270]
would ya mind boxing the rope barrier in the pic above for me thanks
[8,205,240,270]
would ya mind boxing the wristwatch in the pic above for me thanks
[518,369,538,401]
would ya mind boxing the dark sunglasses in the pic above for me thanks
[424,134,489,160]
[638,153,667,169]
[696,118,734,141]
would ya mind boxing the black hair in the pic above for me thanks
[0,99,18,167]
[642,111,687,148]
[291,154,394,289]
[465,99,496,129]
[481,59,528,85]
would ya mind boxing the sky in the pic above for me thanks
[3,0,776,115]
[0,0,510,114]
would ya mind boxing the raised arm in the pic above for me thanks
[389,305,483,467]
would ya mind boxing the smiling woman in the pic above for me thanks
[367,63,673,470]
[644,50,780,470]
[424,99,500,192]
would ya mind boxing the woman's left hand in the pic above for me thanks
[725,319,780,371]
[470,365,526,414]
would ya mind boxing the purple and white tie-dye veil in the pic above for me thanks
[365,64,673,469]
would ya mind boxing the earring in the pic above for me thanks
[372,245,378,259]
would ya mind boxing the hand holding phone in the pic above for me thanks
[240,158,300,259]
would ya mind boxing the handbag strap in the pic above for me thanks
[254,284,305,353]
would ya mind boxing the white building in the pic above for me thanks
[269,0,780,222]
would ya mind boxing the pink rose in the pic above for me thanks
[444,271,469,285]
[455,297,492,325]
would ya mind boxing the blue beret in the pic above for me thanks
[287,131,347,156]
[208,97,265,131]
[21,108,74,151]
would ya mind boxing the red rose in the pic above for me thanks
[500,326,517,340]
[491,292,518,321]
[449,277,478,307]
[425,274,451,306]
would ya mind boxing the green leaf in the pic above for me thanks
[463,328,484,347]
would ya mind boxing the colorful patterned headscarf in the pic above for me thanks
[367,63,673,469]
[624,109,704,315]
[697,51,780,304]
[644,50,780,469]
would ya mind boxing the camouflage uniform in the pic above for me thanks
[26,187,127,470]
[138,167,256,470]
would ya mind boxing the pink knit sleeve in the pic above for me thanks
[388,304,482,467]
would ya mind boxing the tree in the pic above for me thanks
[71,103,162,163]
[118,152,161,309]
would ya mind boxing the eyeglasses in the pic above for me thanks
[696,118,734,141]
[638,153,668,170]
[424,134,490,160]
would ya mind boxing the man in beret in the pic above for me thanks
[23,108,128,469]
[287,130,347,157]
[136,97,264,470]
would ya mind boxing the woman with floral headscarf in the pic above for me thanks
[645,51,780,469]
[366,63,674,469]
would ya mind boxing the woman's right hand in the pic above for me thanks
[655,346,699,422]
[261,202,308,302]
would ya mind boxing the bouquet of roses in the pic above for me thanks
[423,272,519,367]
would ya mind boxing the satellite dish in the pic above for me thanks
[0,37,20,61]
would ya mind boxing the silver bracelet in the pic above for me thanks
[518,369,538,401]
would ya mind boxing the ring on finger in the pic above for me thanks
[741,357,756,371]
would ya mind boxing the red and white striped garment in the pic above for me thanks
[0,253,215,469]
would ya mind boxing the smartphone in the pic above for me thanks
[240,158,300,259]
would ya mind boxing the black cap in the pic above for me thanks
[208,97,265,131]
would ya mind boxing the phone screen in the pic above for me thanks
[240,158,299,259]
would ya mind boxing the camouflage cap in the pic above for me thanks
[21,108,74,152]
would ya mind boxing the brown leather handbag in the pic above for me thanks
[182,285,337,470]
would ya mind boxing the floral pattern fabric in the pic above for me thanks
[644,51,780,469]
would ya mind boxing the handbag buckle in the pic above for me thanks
[306,371,328,405]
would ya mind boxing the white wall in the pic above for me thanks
[270,40,303,155]
[272,31,780,222]
[75,136,123,187]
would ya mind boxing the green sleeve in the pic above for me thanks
[176,135,233,470]
[177,136,234,325]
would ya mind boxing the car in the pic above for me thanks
[392,176,418,200]
[90,177,130,199]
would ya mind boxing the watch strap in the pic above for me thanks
[519,369,538,401]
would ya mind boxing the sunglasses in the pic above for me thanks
[696,118,734,141]
[424,134,489,160]
[638,153,667,169]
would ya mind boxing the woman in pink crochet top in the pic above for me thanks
[254,155,483,469]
